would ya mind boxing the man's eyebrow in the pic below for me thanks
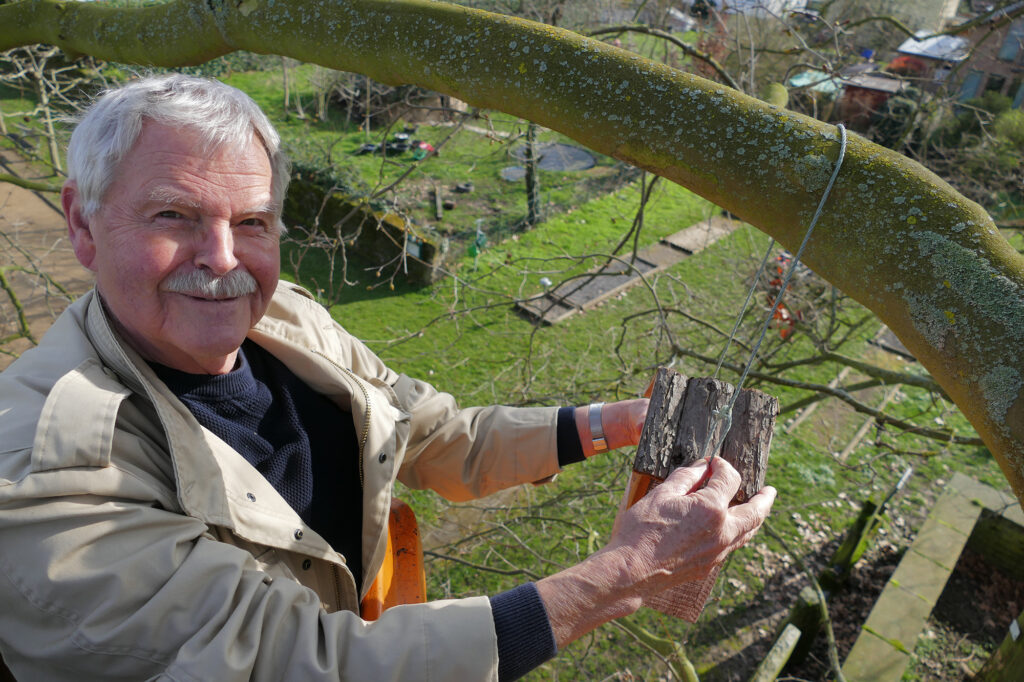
[239,202,279,216]
[145,190,278,217]
[146,188,202,209]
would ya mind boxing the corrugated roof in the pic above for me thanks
[844,74,905,93]
[786,70,842,95]
[897,32,970,62]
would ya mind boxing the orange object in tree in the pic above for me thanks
[359,498,427,620]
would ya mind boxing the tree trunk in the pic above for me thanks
[281,56,290,116]
[34,71,61,173]
[524,121,540,226]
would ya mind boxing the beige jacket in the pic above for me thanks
[0,282,562,681]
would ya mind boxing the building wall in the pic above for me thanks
[836,86,895,129]
[957,19,1024,105]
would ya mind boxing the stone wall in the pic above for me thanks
[284,173,448,286]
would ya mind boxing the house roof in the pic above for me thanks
[896,32,970,62]
[844,74,905,93]
[786,69,842,95]
[786,68,904,95]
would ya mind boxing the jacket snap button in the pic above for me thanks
[302,559,312,570]
[294,529,304,540]
[246,492,256,502]
[378,452,388,464]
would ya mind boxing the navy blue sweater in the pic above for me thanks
[152,340,583,680]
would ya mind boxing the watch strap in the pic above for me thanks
[589,402,608,454]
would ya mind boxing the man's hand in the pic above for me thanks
[575,399,648,456]
[536,458,776,648]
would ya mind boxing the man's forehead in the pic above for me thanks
[131,120,272,170]
[114,123,275,205]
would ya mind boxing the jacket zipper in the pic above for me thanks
[311,349,370,488]
[331,564,345,612]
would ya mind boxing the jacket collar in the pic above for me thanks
[82,289,345,561]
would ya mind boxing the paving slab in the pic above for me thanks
[843,475,1024,681]
[841,628,912,682]
[929,489,985,536]
[951,472,1024,525]
[558,258,657,308]
[860,580,934,652]
[887,547,958,605]
[911,513,972,568]
[641,242,686,267]
[515,217,739,324]
[661,216,742,254]
[516,295,576,324]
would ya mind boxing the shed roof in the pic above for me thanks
[786,69,842,95]
[844,73,905,93]
[896,32,970,62]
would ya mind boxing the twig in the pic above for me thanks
[590,24,740,91]
[673,348,983,446]
[0,267,37,345]
[423,549,542,580]
[0,172,59,193]
[610,617,699,682]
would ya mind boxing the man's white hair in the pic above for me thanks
[66,74,290,230]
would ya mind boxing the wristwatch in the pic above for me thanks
[589,402,608,454]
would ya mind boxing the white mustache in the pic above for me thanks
[161,269,257,299]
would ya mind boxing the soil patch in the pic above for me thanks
[909,548,1024,679]
[702,500,1024,681]
[0,150,91,370]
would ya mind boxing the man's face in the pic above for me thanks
[64,121,281,374]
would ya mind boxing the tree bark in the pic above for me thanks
[634,367,775,492]
[631,366,777,621]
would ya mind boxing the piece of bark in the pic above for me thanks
[631,366,778,622]
[634,367,690,480]
[720,387,777,504]
[674,376,735,463]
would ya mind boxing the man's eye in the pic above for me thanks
[156,210,186,220]
[239,218,267,230]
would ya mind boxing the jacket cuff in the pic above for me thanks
[490,583,558,681]
[556,406,584,468]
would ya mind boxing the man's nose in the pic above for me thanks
[193,221,239,275]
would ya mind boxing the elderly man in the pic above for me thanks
[0,75,775,681]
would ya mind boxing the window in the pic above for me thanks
[998,20,1024,62]
[986,74,1007,95]
[1014,81,1024,109]
[958,70,985,100]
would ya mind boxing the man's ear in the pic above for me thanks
[62,181,97,271]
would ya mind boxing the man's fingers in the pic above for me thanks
[661,460,711,495]
[729,485,777,536]
[698,457,743,503]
